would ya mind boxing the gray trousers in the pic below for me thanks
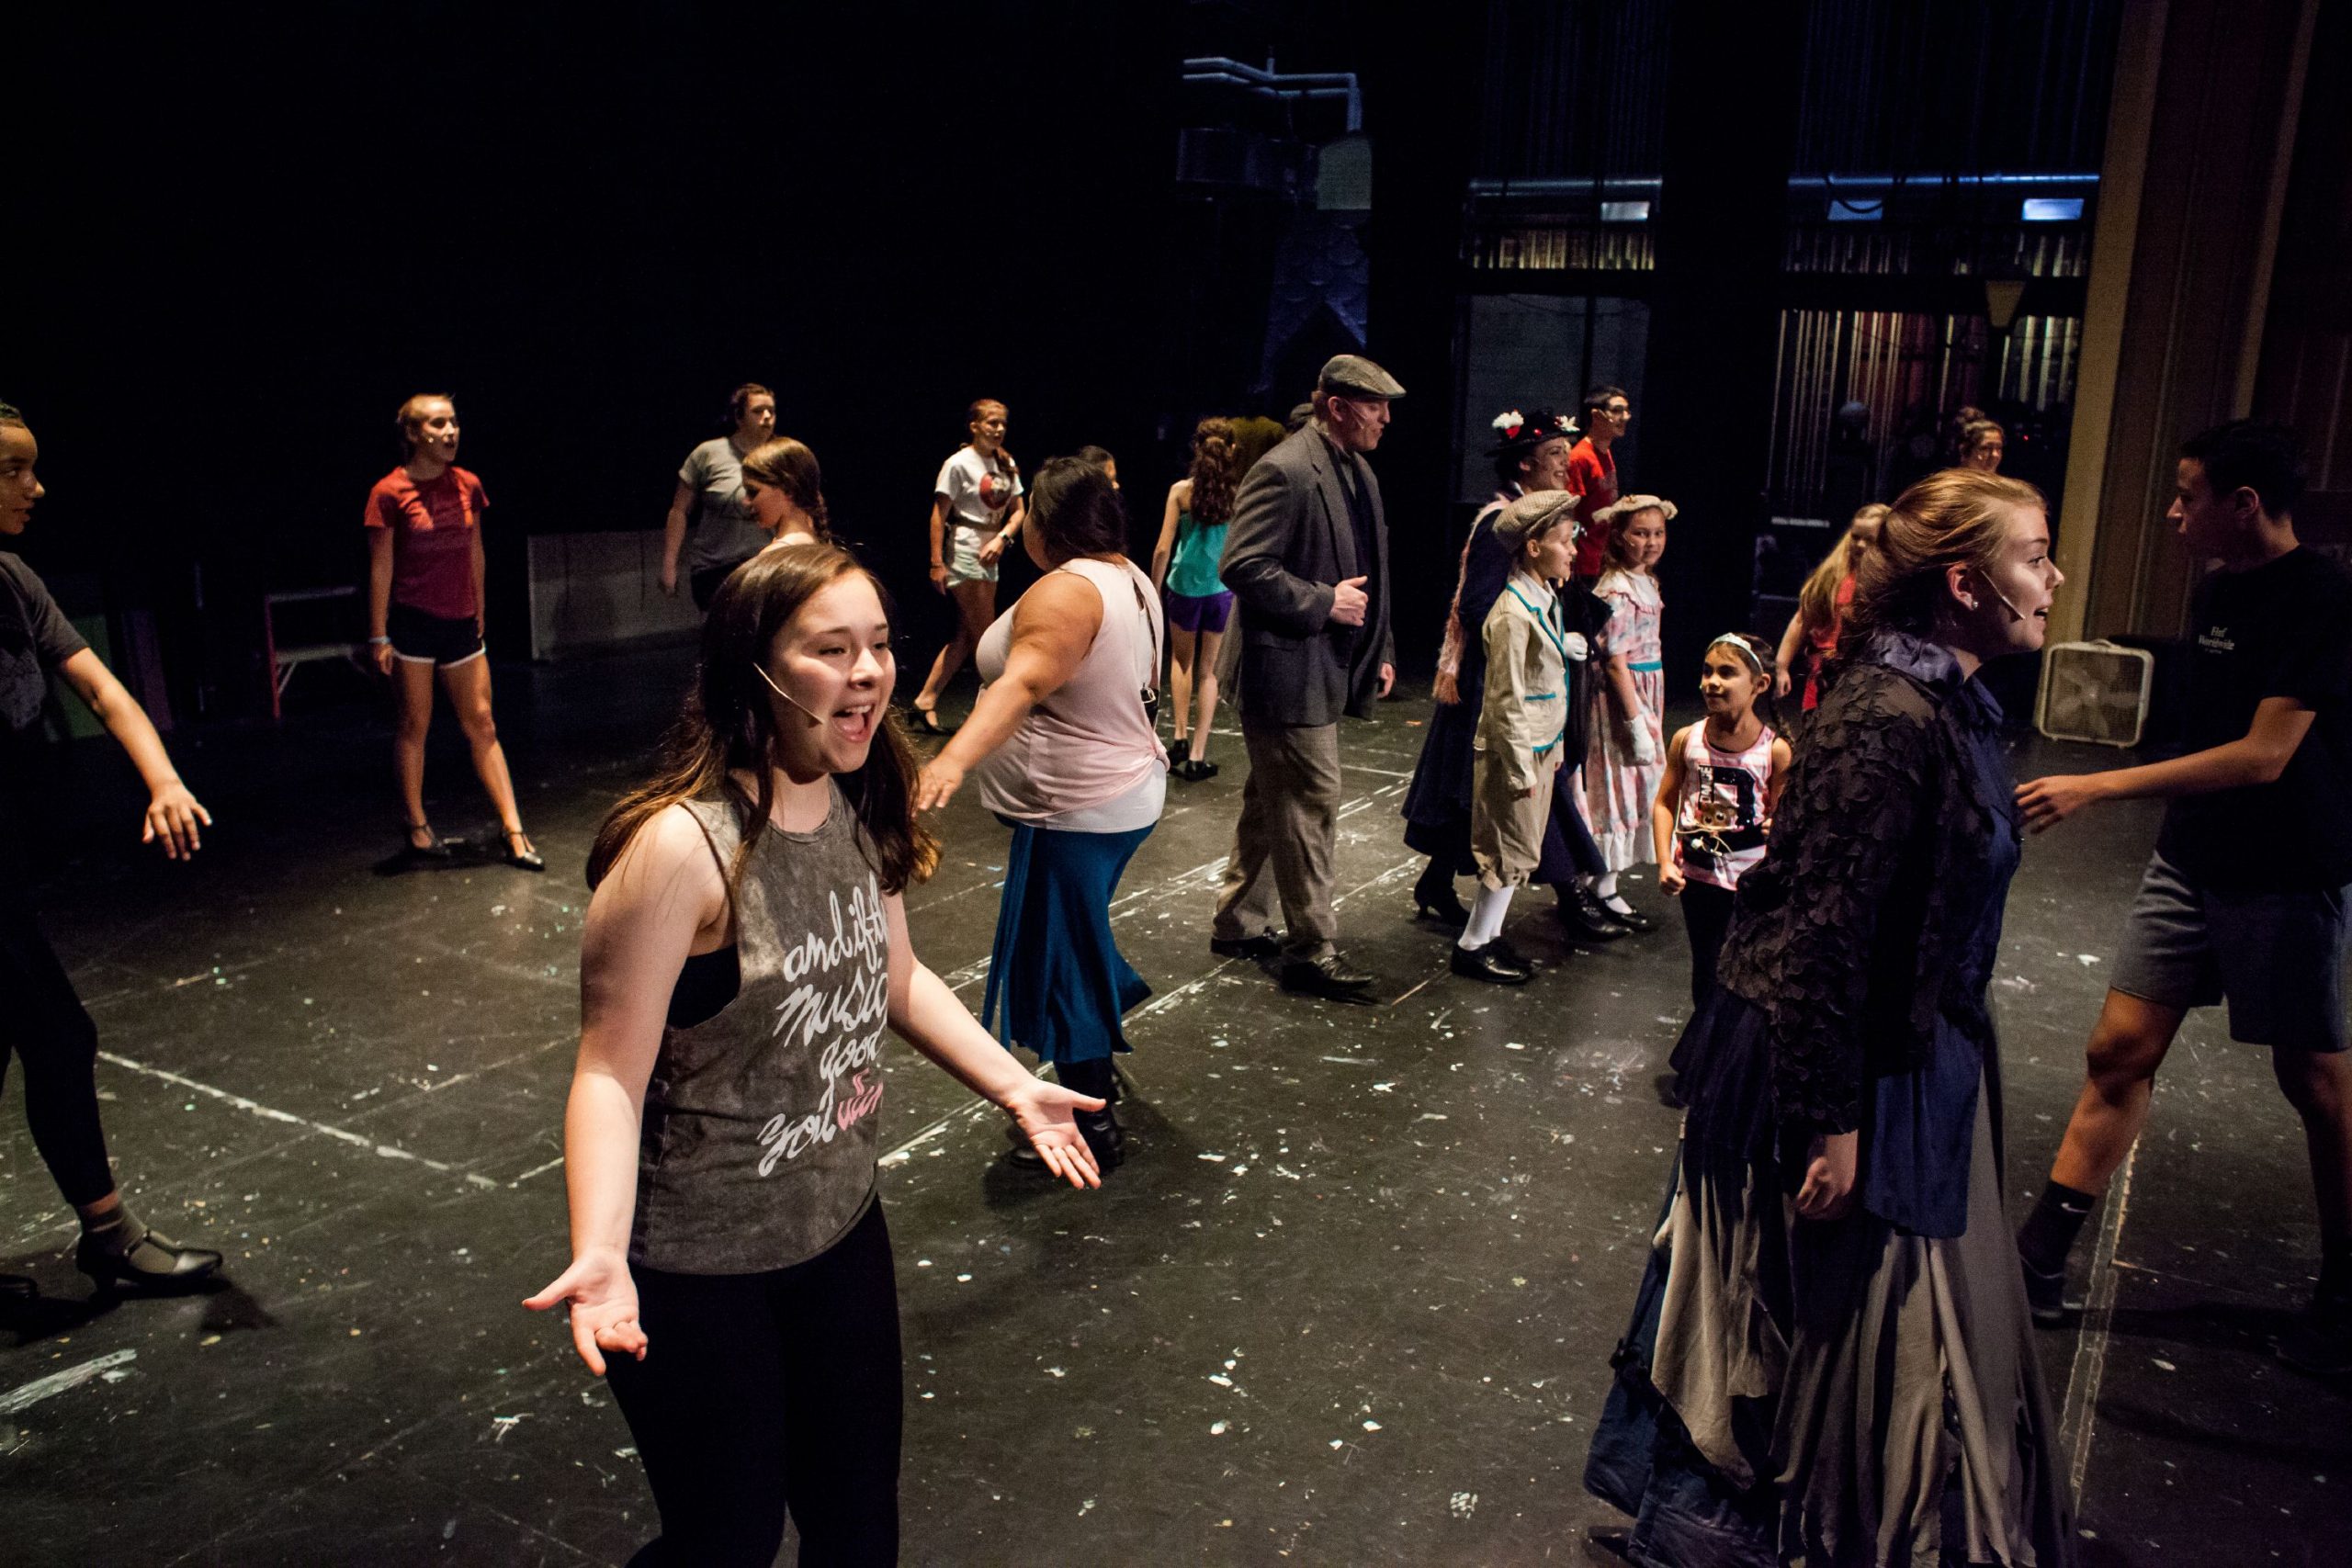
[1215,720,1342,961]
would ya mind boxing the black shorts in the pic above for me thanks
[387,604,484,669]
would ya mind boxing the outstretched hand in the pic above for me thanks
[1001,1077,1105,1190]
[914,757,965,813]
[524,1247,646,1376]
[143,781,212,860]
[2016,773,2106,833]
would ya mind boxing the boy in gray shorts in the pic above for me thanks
[2013,420,2352,1374]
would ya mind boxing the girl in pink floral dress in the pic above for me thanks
[1581,495,1676,923]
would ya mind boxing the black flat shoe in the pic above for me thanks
[501,829,547,873]
[76,1220,222,1295]
[1178,758,1220,783]
[1279,952,1376,1001]
[1452,939,1533,985]
[1210,932,1283,961]
[1602,903,1657,933]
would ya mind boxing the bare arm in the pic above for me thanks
[928,495,952,593]
[2018,696,2317,831]
[661,480,694,597]
[524,806,724,1371]
[1765,737,1793,819]
[367,525,395,675]
[1652,728,1689,891]
[471,513,488,634]
[1774,609,1805,699]
[880,891,1099,1186]
[914,572,1102,810]
[58,647,211,860]
[1149,481,1187,593]
[1603,651,1642,723]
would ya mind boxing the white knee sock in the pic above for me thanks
[1458,886,1515,950]
[1593,872,1619,904]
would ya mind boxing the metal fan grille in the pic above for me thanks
[2036,642,2153,748]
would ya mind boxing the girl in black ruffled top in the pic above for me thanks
[1582,468,2075,1568]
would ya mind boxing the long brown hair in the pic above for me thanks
[1186,417,1238,526]
[587,545,936,900]
[741,436,831,540]
[1796,502,1889,636]
[1845,468,2044,646]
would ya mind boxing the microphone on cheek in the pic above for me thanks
[752,661,827,724]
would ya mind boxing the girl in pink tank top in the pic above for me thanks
[1652,633,1791,1010]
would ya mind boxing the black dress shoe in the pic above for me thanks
[1451,942,1532,985]
[1279,953,1376,1000]
[1210,932,1283,961]
[75,1217,223,1294]
[1557,887,1630,941]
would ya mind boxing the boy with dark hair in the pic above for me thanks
[2014,419,2352,1373]
[1567,385,1630,585]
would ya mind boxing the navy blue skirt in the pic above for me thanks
[982,819,1153,1066]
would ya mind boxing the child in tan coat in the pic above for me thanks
[1458,491,1582,984]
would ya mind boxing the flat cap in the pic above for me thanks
[1316,354,1405,400]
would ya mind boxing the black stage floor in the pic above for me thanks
[3,645,2346,1566]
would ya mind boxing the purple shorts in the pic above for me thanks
[1165,589,1233,635]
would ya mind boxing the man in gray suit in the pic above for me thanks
[1210,355,1403,1000]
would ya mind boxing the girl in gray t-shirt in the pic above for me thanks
[527,542,1102,1563]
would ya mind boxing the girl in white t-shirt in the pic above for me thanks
[911,399,1025,734]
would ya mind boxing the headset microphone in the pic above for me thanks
[752,661,828,723]
[1985,583,2030,623]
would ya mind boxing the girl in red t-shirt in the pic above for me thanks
[364,394,541,870]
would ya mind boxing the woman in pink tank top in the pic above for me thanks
[915,457,1168,1173]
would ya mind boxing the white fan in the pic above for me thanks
[2036,640,2154,748]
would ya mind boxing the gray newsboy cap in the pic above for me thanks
[1316,354,1406,400]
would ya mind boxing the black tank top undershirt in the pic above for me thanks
[666,945,740,1029]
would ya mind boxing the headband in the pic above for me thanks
[1706,634,1765,675]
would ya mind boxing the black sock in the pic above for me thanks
[2017,1179,2098,1275]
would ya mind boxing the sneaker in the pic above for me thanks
[2276,1296,2352,1378]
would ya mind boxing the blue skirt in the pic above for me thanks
[982,819,1153,1066]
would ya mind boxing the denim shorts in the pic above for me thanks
[944,524,998,587]
[2109,851,2349,1053]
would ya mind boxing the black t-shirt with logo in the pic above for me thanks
[2155,547,2352,891]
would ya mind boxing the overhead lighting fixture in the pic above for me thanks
[1600,200,1650,223]
[2021,197,2084,222]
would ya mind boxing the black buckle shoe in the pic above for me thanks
[1557,886,1631,941]
[1210,932,1283,961]
[1279,953,1376,1000]
[76,1222,223,1295]
[1605,902,1657,934]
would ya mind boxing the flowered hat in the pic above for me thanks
[1486,406,1577,456]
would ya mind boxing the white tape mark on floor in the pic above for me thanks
[96,1051,501,1190]
[0,1349,138,1416]
[2060,1139,2136,1509]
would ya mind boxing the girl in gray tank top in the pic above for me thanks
[527,545,1106,1566]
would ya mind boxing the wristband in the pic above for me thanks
[368,636,390,646]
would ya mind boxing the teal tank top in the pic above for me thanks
[1166,512,1227,599]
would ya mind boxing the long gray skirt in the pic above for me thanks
[1639,1082,2075,1566]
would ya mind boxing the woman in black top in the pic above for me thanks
[0,402,221,1296]
[1582,468,2076,1567]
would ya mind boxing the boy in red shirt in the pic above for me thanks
[1567,385,1630,585]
